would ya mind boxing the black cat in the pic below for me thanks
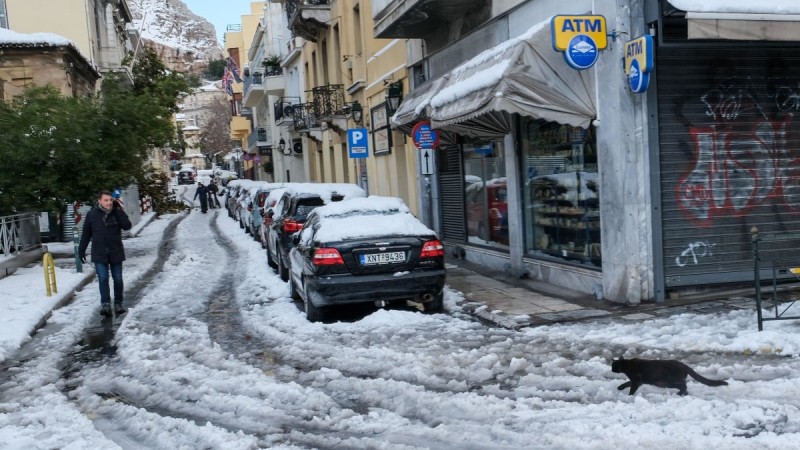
[611,356,728,396]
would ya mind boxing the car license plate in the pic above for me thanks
[360,251,406,265]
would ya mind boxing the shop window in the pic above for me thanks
[521,118,601,267]
[463,140,508,248]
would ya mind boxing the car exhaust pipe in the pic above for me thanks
[422,293,433,302]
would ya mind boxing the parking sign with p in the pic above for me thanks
[348,128,369,159]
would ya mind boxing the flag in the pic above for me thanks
[222,67,233,95]
[226,57,243,83]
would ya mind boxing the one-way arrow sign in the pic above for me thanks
[420,148,433,175]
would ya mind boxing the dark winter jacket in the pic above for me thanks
[78,202,132,264]
[194,185,209,201]
[208,183,219,194]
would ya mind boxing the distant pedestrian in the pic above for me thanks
[194,181,209,213]
[79,190,132,317]
[208,181,220,208]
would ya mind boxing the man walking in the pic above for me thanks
[79,190,132,317]
[194,181,209,213]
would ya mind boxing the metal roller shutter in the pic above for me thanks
[657,43,800,287]
[438,144,466,243]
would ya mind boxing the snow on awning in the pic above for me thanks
[670,0,800,41]
[392,18,597,134]
[390,76,447,131]
[392,18,596,136]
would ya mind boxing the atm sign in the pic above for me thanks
[551,15,608,51]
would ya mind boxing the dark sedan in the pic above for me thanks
[287,196,446,322]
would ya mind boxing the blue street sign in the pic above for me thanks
[347,128,369,159]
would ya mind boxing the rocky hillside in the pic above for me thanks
[128,0,224,74]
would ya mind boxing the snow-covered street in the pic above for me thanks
[3,187,800,449]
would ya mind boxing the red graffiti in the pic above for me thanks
[675,117,800,227]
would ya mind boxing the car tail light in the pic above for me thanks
[420,240,444,258]
[313,248,344,266]
[283,219,302,233]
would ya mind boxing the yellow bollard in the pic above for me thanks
[43,252,58,296]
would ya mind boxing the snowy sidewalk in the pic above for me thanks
[0,212,156,364]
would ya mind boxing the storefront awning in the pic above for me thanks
[670,0,800,41]
[392,18,597,134]
[390,76,448,132]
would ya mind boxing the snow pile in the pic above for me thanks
[0,28,74,47]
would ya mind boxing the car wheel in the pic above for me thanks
[277,252,289,282]
[266,246,277,270]
[303,288,325,322]
[424,291,444,313]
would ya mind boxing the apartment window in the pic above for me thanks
[321,39,329,86]
[332,25,342,84]
[353,5,363,56]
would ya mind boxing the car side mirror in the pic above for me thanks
[292,234,301,245]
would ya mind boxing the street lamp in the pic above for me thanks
[351,100,363,125]
[386,81,403,115]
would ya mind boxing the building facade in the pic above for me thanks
[270,0,421,215]
[0,29,100,100]
[5,0,138,84]
[377,0,800,304]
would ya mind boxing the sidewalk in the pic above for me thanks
[445,256,760,329]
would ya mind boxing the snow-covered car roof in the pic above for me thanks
[282,183,366,202]
[265,188,287,209]
[303,196,435,243]
[310,196,410,219]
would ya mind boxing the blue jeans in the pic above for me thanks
[95,262,123,305]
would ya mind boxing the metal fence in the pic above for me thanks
[0,213,41,256]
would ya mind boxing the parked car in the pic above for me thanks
[246,183,288,243]
[224,180,249,220]
[288,196,446,321]
[260,187,288,251]
[267,183,367,281]
[177,168,196,185]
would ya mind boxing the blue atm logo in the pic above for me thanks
[561,19,603,33]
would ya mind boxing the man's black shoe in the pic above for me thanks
[114,303,127,315]
[100,304,112,317]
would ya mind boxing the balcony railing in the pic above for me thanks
[309,84,347,118]
[248,127,271,149]
[244,73,264,93]
[264,65,282,77]
[292,103,322,130]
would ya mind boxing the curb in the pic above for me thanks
[29,271,96,336]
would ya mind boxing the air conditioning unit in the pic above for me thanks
[293,141,303,154]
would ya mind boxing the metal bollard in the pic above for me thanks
[73,225,82,273]
[43,252,57,296]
